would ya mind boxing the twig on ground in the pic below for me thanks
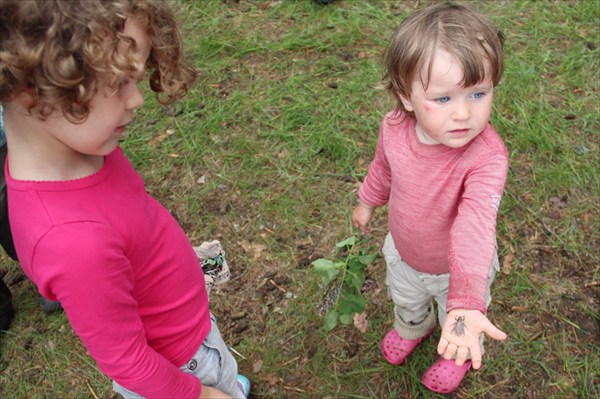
[283,386,306,393]
[229,346,246,360]
[86,380,99,399]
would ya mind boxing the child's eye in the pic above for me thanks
[472,92,485,99]
[434,96,450,103]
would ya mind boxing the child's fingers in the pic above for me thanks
[469,344,483,370]
[455,346,470,365]
[484,322,508,341]
[353,222,368,234]
[442,343,458,360]
[436,336,449,355]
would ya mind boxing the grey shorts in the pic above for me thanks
[113,313,242,398]
[382,232,499,341]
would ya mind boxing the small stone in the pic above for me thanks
[347,342,359,357]
[233,322,248,334]
[575,144,590,155]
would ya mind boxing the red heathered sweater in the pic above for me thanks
[359,112,508,313]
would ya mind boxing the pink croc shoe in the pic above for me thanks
[381,328,432,365]
[421,357,472,393]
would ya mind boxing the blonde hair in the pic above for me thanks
[384,2,504,117]
[0,0,196,123]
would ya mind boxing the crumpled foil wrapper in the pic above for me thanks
[193,240,231,295]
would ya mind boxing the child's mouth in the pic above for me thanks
[115,125,127,136]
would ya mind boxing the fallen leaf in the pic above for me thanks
[253,359,263,373]
[239,240,267,260]
[231,311,247,320]
[262,372,280,387]
[502,252,514,275]
[147,129,176,146]
[353,312,368,333]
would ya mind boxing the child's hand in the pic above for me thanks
[352,202,375,234]
[437,309,507,370]
[199,385,233,399]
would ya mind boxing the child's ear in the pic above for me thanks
[400,94,414,112]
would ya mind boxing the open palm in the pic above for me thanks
[437,309,508,369]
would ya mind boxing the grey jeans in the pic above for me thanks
[113,313,243,398]
[382,232,499,346]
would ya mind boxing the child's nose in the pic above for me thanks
[452,100,470,120]
[126,84,144,110]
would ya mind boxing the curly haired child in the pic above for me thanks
[0,0,249,397]
[352,2,508,394]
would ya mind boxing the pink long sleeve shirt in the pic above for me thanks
[7,147,210,398]
[359,112,508,313]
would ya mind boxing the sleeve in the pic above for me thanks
[358,121,392,207]
[446,154,508,313]
[31,222,201,399]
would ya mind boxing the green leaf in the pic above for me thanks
[344,270,365,293]
[312,258,334,270]
[347,257,366,272]
[314,236,378,331]
[339,293,366,315]
[339,312,353,325]
[312,259,342,286]
[358,254,378,265]
[324,310,338,331]
[335,236,356,248]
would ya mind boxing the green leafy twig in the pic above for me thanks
[312,236,379,331]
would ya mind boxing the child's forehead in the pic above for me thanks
[416,47,492,87]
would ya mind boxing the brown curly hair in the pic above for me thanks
[384,2,504,118]
[0,0,197,123]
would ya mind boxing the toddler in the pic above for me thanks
[1,0,249,398]
[352,2,508,394]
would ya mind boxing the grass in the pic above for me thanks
[1,0,598,398]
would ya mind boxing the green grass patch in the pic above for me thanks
[1,1,598,398]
